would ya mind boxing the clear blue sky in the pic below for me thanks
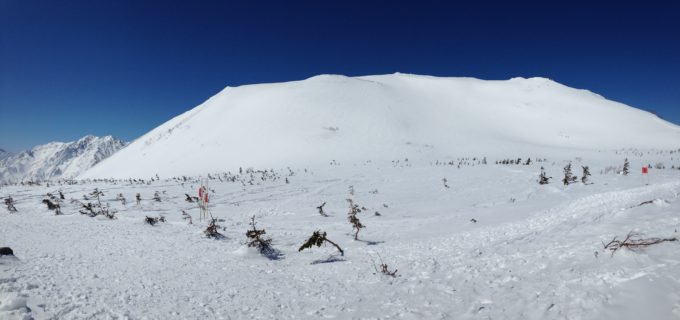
[1,0,679,152]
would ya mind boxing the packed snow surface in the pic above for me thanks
[2,151,680,319]
[0,135,126,183]
[81,73,680,179]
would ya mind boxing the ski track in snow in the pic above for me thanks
[2,160,680,320]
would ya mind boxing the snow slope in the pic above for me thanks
[82,73,680,179]
[2,154,680,319]
[0,135,126,183]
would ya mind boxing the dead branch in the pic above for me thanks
[317,202,328,217]
[602,231,677,256]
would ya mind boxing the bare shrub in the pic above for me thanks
[371,254,398,278]
[602,231,677,256]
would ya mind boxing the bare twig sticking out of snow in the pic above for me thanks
[370,253,398,278]
[602,231,677,256]
[317,202,328,217]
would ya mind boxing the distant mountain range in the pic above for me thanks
[0,135,126,183]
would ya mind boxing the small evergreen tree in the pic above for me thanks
[562,163,576,185]
[622,158,630,175]
[245,216,276,257]
[298,230,344,256]
[581,166,591,184]
[42,199,61,215]
[116,193,126,205]
[347,199,364,240]
[538,167,551,185]
[204,217,223,238]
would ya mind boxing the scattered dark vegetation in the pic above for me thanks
[145,215,166,226]
[442,178,450,189]
[77,188,116,219]
[602,231,677,257]
[299,230,344,256]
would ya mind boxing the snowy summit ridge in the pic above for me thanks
[82,73,680,178]
[0,135,126,183]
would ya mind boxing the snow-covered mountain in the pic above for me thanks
[0,135,126,183]
[82,73,680,178]
[0,148,11,160]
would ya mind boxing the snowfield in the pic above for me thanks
[2,152,680,320]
